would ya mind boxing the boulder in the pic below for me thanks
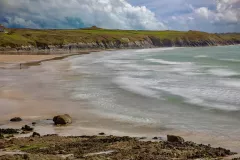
[10,117,22,122]
[22,125,33,132]
[0,128,19,134]
[53,114,72,125]
[167,135,185,143]
[99,132,105,136]
[32,132,40,137]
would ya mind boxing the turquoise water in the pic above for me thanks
[68,46,240,139]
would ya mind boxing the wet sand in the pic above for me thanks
[0,55,69,63]
[0,52,240,155]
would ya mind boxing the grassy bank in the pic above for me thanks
[0,27,239,49]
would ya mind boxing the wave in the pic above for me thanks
[218,80,240,88]
[194,55,209,58]
[187,99,239,111]
[219,58,240,63]
[146,59,192,65]
[113,76,159,98]
[135,47,177,53]
[208,68,239,77]
[154,86,240,111]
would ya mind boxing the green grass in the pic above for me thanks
[0,28,239,48]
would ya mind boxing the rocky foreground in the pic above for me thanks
[0,131,239,160]
[0,115,239,160]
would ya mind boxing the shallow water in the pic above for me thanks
[67,46,240,139]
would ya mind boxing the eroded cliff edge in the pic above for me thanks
[0,28,239,52]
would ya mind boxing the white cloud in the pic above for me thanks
[195,7,211,19]
[194,0,240,25]
[0,0,239,32]
[0,0,167,30]
[166,0,240,32]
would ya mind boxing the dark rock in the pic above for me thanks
[32,122,36,125]
[152,137,158,140]
[23,154,29,159]
[32,132,40,137]
[0,133,4,139]
[22,125,33,132]
[99,132,105,136]
[5,134,14,138]
[59,150,67,154]
[0,128,19,134]
[53,114,72,125]
[0,142,4,149]
[167,135,185,143]
[10,117,22,122]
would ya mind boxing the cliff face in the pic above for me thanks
[31,36,240,51]
[0,28,240,52]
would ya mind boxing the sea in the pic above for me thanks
[67,45,240,139]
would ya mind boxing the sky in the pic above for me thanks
[0,0,239,32]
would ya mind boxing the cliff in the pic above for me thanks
[0,28,239,52]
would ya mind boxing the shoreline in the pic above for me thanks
[0,49,112,69]
[0,47,240,159]
[0,43,239,53]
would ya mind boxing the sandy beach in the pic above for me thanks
[0,50,240,160]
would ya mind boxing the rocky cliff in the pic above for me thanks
[0,28,239,52]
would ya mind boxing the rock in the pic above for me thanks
[32,132,40,137]
[0,133,4,139]
[22,125,33,132]
[53,114,72,125]
[152,137,158,140]
[10,117,22,122]
[0,128,19,134]
[99,132,105,136]
[32,122,36,125]
[0,142,4,149]
[5,135,14,138]
[167,135,185,143]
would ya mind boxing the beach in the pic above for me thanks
[0,47,240,159]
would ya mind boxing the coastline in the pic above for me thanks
[0,48,240,159]
[0,49,111,69]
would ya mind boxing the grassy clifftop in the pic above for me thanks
[0,27,239,49]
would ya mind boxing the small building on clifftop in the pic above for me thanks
[0,24,5,32]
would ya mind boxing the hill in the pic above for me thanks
[0,27,239,51]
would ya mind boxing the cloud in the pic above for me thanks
[195,7,211,19]
[0,0,239,32]
[0,0,167,30]
[161,0,240,32]
[194,0,240,25]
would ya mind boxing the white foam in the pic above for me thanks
[155,86,240,111]
[113,76,159,98]
[218,80,240,88]
[194,55,209,58]
[208,68,239,77]
[219,58,240,62]
[146,59,192,65]
[135,47,176,53]
[187,99,239,111]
